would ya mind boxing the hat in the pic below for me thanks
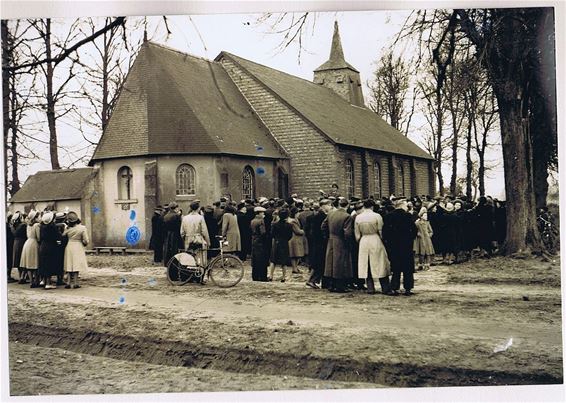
[42,211,54,225]
[27,210,38,222]
[220,197,227,203]
[254,207,266,213]
[168,202,178,209]
[258,197,268,204]
[237,202,245,210]
[55,212,66,220]
[67,211,79,223]
[418,207,427,217]
[444,202,455,212]
[204,206,214,213]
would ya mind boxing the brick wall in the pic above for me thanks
[220,57,338,199]
[414,159,431,196]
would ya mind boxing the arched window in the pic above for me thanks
[176,164,196,195]
[117,166,133,200]
[373,161,382,198]
[242,166,255,200]
[345,159,354,199]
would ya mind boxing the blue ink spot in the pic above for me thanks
[255,145,264,153]
[129,210,136,221]
[92,207,101,214]
[118,296,126,304]
[126,226,141,246]
[120,277,128,286]
[256,167,266,176]
[148,278,156,287]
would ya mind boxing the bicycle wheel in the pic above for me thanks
[208,254,244,288]
[166,253,196,286]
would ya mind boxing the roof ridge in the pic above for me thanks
[146,41,219,65]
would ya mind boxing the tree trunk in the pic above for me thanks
[101,18,110,132]
[449,113,458,195]
[496,96,541,254]
[44,19,61,170]
[435,93,444,193]
[2,21,11,198]
[9,71,20,194]
[465,119,473,200]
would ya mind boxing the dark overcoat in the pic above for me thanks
[237,211,252,258]
[6,222,14,271]
[39,222,63,277]
[322,209,354,280]
[149,213,164,251]
[162,211,182,267]
[306,211,327,272]
[270,220,293,266]
[250,217,269,280]
[11,222,27,269]
[382,208,417,272]
[441,211,460,254]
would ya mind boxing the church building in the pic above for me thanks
[11,22,434,248]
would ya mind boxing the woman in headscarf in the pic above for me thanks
[63,211,89,288]
[19,210,41,288]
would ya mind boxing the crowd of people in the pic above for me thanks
[149,187,507,296]
[6,209,89,289]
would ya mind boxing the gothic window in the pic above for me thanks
[118,166,133,200]
[176,164,196,195]
[242,166,255,200]
[345,159,354,199]
[373,161,382,198]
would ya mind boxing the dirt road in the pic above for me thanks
[7,254,563,396]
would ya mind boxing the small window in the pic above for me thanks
[336,74,344,83]
[220,173,229,188]
[118,166,133,200]
[373,161,382,198]
[345,159,354,199]
[242,166,255,200]
[176,164,196,195]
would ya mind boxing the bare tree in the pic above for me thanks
[367,51,415,134]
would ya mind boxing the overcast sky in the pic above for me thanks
[5,5,516,199]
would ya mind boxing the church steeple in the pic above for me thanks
[313,21,364,107]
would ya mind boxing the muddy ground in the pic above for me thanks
[6,253,564,396]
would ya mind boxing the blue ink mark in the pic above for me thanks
[256,167,266,176]
[92,206,101,214]
[255,145,264,153]
[126,226,141,246]
[120,277,128,286]
[129,210,136,221]
[118,296,126,304]
[148,278,156,287]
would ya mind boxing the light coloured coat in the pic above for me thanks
[221,213,241,252]
[354,209,390,279]
[180,212,210,249]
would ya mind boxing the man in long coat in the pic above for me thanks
[355,199,392,295]
[149,206,164,263]
[250,207,269,281]
[305,202,327,289]
[321,198,354,293]
[382,197,417,296]
[162,202,182,267]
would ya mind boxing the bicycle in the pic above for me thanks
[166,235,245,287]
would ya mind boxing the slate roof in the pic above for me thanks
[220,52,434,160]
[90,42,287,162]
[10,168,95,203]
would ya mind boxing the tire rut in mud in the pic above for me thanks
[9,322,562,388]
